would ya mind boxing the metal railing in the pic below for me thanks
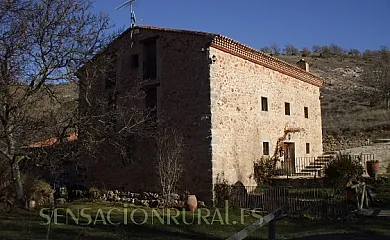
[214,185,349,218]
[273,154,375,178]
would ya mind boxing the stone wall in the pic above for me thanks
[78,28,214,202]
[77,26,325,203]
[209,47,323,186]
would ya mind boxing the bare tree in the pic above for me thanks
[283,44,299,55]
[328,43,344,56]
[321,45,330,58]
[260,46,272,55]
[270,43,281,56]
[301,47,311,57]
[76,46,157,169]
[362,46,390,109]
[157,127,183,206]
[349,49,361,57]
[0,0,111,204]
[362,49,373,59]
[312,45,322,53]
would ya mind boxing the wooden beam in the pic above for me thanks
[225,207,285,240]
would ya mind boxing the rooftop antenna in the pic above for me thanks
[116,0,138,28]
[116,0,142,47]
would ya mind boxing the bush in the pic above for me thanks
[253,157,275,185]
[88,187,103,201]
[214,173,232,206]
[325,153,364,189]
[23,175,54,205]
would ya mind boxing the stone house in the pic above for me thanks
[77,26,324,202]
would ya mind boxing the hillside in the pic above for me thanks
[278,55,390,151]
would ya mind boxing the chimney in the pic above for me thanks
[296,59,309,72]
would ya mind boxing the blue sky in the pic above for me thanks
[94,0,390,52]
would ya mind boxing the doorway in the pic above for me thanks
[284,142,295,174]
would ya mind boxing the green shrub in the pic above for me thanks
[253,157,275,185]
[214,173,232,206]
[23,175,54,205]
[88,187,103,201]
[325,153,364,189]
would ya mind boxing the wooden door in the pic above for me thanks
[284,142,295,173]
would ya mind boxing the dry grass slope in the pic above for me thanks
[278,55,390,150]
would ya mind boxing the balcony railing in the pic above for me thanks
[273,154,375,179]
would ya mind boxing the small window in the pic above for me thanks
[105,53,117,89]
[285,102,290,115]
[306,143,310,154]
[143,38,157,80]
[304,106,309,118]
[261,97,268,111]
[263,142,270,155]
[144,86,158,127]
[131,54,139,68]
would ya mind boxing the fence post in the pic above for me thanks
[268,219,276,240]
[360,184,366,210]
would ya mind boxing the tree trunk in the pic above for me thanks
[11,160,24,202]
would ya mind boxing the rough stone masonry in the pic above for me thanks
[77,25,324,203]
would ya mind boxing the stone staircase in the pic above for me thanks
[300,152,337,177]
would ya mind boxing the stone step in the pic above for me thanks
[306,164,325,169]
[290,172,312,176]
[373,139,390,144]
[316,160,331,163]
[302,168,321,173]
[323,151,338,155]
[317,155,334,159]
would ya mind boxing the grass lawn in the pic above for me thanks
[0,201,390,240]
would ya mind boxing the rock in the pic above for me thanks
[197,201,206,208]
[56,198,66,205]
[132,193,141,198]
[134,198,142,206]
[170,193,180,200]
[140,200,149,207]
[150,200,159,208]
[28,200,36,209]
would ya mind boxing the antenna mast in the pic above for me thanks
[116,0,138,28]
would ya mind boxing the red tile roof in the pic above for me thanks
[134,25,324,87]
[27,132,78,148]
[81,25,324,87]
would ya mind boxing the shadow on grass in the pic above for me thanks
[2,205,390,240]
[0,214,230,240]
[289,219,390,240]
[290,232,390,240]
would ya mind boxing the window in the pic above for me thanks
[105,53,117,89]
[285,102,290,115]
[107,92,118,110]
[306,143,310,154]
[144,86,158,127]
[263,142,270,155]
[143,38,157,80]
[304,106,309,118]
[131,54,139,69]
[261,97,268,111]
[107,92,118,126]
